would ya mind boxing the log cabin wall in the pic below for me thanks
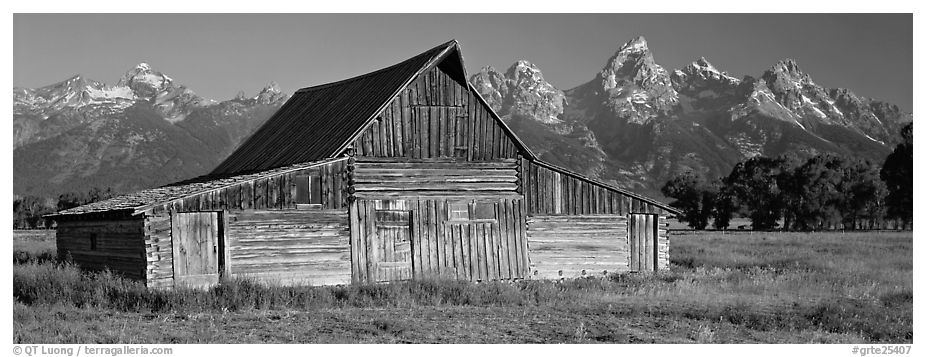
[144,213,174,288]
[225,209,351,286]
[56,217,147,280]
[351,158,520,199]
[526,215,629,279]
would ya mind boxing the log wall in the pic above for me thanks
[351,158,520,198]
[526,214,671,277]
[56,218,147,280]
[351,66,520,160]
[526,215,629,278]
[145,213,174,288]
[226,209,351,286]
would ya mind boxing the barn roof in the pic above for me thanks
[210,40,461,176]
[531,160,682,216]
[48,158,345,217]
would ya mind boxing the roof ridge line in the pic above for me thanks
[296,40,458,94]
[329,40,459,157]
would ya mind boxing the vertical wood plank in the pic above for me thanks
[426,200,439,277]
[489,221,501,280]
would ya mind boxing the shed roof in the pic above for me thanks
[49,158,345,217]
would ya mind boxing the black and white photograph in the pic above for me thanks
[8,5,917,353]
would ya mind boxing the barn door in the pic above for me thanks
[446,221,498,281]
[171,212,222,288]
[373,210,412,282]
[628,214,659,272]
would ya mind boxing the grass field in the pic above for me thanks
[12,229,912,344]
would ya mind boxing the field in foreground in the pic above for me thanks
[13,230,912,343]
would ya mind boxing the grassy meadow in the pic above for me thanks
[12,229,912,344]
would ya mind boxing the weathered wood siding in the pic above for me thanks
[145,159,349,216]
[351,158,520,198]
[350,198,528,283]
[145,213,174,288]
[526,215,629,278]
[226,209,351,286]
[56,218,147,280]
[526,214,670,277]
[351,66,519,160]
[520,159,672,216]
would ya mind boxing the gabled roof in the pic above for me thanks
[210,40,459,176]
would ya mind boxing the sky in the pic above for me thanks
[13,13,914,112]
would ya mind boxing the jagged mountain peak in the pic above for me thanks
[763,58,817,88]
[673,57,741,87]
[117,62,176,96]
[618,35,649,54]
[602,36,656,73]
[505,60,549,86]
[254,81,287,105]
[512,59,536,68]
[770,58,803,75]
[260,81,282,94]
[469,60,564,125]
[591,36,678,123]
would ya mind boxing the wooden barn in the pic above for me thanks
[49,40,680,288]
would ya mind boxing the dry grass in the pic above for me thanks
[12,230,912,343]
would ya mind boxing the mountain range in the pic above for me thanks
[472,36,911,196]
[13,37,912,199]
[13,63,287,198]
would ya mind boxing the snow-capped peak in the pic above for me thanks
[506,60,547,85]
[673,57,742,86]
[618,35,648,53]
[770,58,803,75]
[693,57,718,72]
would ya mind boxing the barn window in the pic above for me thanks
[473,202,496,220]
[447,201,496,221]
[448,201,469,220]
[295,174,322,205]
[89,233,98,250]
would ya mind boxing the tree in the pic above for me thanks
[723,156,788,230]
[789,154,849,230]
[710,181,736,230]
[774,154,803,230]
[56,186,115,212]
[881,123,913,228]
[13,196,54,229]
[661,171,717,230]
[841,159,887,229]
[57,192,84,211]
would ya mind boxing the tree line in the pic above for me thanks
[13,187,114,229]
[662,123,912,231]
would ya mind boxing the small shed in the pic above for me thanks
[49,40,679,288]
